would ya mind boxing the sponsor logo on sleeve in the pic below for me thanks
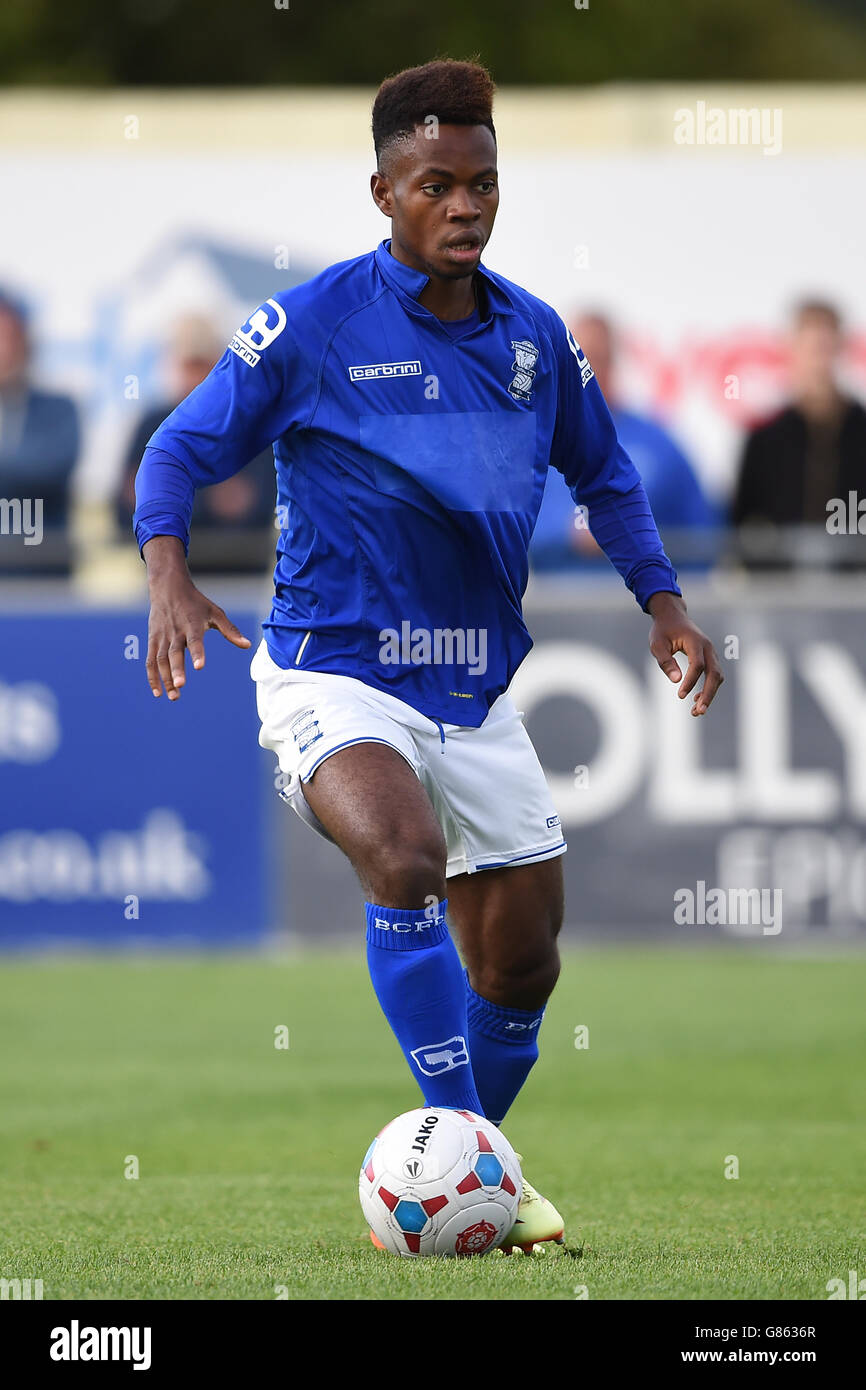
[565,326,595,387]
[229,298,287,367]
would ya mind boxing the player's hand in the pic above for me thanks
[143,536,251,701]
[647,591,723,716]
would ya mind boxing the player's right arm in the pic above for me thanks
[143,533,251,700]
[134,296,313,700]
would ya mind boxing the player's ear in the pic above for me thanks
[370,171,393,217]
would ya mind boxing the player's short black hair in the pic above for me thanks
[372,58,496,173]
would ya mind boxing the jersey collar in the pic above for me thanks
[374,239,515,319]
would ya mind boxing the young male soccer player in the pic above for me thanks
[135,59,723,1252]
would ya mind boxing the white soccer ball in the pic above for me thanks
[359,1107,522,1257]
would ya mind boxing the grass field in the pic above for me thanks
[0,947,863,1301]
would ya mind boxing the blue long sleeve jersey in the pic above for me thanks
[134,239,680,728]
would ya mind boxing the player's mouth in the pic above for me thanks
[442,234,483,264]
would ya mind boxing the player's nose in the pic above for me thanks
[446,191,482,220]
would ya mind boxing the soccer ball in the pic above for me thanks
[359,1107,522,1257]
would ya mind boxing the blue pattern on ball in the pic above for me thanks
[473,1153,504,1187]
[393,1199,428,1234]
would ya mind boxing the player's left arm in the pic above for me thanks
[546,314,723,716]
[644,589,723,717]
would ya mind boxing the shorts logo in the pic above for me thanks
[229,298,287,367]
[508,339,539,402]
[290,708,322,753]
[348,360,422,381]
[410,1035,469,1076]
[546,815,561,828]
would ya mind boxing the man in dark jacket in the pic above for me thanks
[116,314,277,573]
[732,300,866,567]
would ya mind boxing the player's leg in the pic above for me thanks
[299,741,485,1115]
[446,856,564,1125]
[447,857,566,1251]
[419,689,566,1124]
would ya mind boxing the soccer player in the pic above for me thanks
[134,59,723,1253]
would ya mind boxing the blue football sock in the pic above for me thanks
[365,901,484,1115]
[465,970,546,1125]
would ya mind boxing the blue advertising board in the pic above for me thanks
[0,609,269,947]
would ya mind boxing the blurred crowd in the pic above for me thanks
[0,287,864,583]
[532,299,866,577]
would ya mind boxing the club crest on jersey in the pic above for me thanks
[229,298,287,367]
[508,339,539,402]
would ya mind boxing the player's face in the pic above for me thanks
[372,124,499,281]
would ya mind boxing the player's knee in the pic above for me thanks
[536,944,561,1000]
[523,946,561,1006]
[477,940,561,1010]
[362,834,447,907]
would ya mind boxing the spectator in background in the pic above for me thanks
[530,311,718,574]
[116,314,277,570]
[0,287,79,574]
[732,301,866,564]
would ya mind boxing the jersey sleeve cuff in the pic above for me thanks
[134,518,190,558]
[631,560,682,612]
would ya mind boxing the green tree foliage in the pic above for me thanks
[1,0,865,86]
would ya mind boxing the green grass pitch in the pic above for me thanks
[0,947,863,1300]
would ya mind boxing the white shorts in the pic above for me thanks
[250,639,567,878]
